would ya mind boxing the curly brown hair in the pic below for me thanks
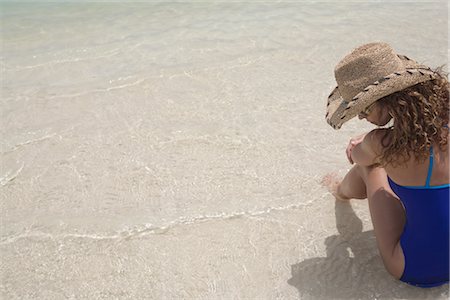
[377,67,449,167]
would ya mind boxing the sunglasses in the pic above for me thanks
[359,102,377,118]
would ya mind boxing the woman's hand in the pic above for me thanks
[346,133,367,164]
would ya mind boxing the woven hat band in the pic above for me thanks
[334,43,405,101]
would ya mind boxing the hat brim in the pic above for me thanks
[325,55,437,129]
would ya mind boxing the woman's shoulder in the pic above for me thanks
[366,128,392,154]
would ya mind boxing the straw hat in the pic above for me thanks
[326,42,437,129]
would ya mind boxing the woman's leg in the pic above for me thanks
[321,166,367,200]
[337,165,367,200]
[335,164,406,279]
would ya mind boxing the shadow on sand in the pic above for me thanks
[287,201,449,299]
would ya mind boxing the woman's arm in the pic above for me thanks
[346,132,368,164]
[349,130,384,166]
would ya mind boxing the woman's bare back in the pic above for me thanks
[374,128,449,187]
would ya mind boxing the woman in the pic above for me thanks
[324,42,449,287]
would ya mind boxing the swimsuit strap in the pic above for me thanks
[425,146,434,187]
[424,123,448,187]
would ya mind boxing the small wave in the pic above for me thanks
[0,162,24,186]
[0,201,315,245]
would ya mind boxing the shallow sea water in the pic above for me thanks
[1,2,449,299]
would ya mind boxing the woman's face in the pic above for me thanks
[358,102,392,126]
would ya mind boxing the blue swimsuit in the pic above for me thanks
[387,147,449,288]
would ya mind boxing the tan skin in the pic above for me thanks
[334,101,449,279]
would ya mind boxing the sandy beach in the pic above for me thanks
[1,2,449,299]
